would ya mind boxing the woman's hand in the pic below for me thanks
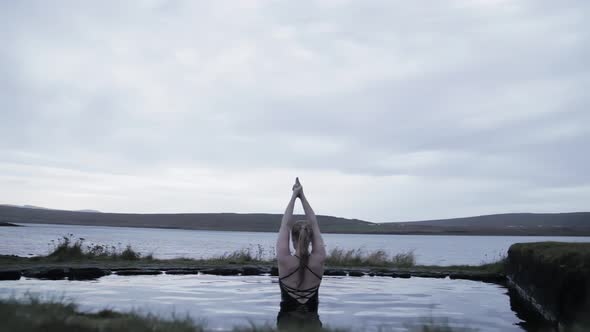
[292,177,303,198]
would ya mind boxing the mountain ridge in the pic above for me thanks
[1,204,589,236]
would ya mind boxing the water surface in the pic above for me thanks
[1,223,589,265]
[0,274,523,331]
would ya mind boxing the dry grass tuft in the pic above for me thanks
[325,248,415,267]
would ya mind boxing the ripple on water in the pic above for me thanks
[0,274,524,332]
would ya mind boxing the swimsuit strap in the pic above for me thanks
[278,255,322,282]
[294,255,323,280]
[279,281,319,302]
[278,266,300,281]
[280,281,319,293]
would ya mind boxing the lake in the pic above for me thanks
[2,223,590,265]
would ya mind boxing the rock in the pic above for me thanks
[449,273,471,280]
[324,269,347,276]
[68,268,110,280]
[200,268,242,276]
[484,274,506,283]
[23,268,67,280]
[165,269,200,275]
[450,272,505,283]
[348,270,364,277]
[391,272,411,279]
[372,272,393,277]
[371,268,393,276]
[116,270,161,276]
[270,266,279,276]
[411,272,446,279]
[242,266,264,275]
[0,270,21,280]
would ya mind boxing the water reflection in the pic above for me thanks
[507,287,554,332]
[277,310,323,330]
[0,274,526,331]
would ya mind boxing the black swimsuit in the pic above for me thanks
[277,255,323,329]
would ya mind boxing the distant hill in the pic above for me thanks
[0,205,371,233]
[395,213,590,227]
[0,205,589,236]
[2,204,100,213]
[373,212,590,236]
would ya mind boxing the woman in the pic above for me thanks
[276,177,326,330]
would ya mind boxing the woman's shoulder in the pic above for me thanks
[277,256,300,274]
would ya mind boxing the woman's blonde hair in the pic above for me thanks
[291,219,313,287]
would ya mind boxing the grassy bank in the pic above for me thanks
[25,235,420,268]
[0,296,480,332]
[0,236,507,279]
[417,259,506,275]
[508,241,590,265]
[507,242,590,328]
[0,296,200,332]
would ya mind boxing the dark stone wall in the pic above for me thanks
[506,242,590,328]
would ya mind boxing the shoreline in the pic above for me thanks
[9,221,590,237]
[0,257,506,284]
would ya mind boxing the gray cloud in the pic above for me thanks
[0,0,589,221]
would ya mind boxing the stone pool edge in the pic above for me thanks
[0,264,506,284]
[505,242,590,330]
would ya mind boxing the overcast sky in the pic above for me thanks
[0,0,588,222]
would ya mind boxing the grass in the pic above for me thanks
[509,241,590,267]
[325,248,416,268]
[212,247,417,268]
[0,296,343,332]
[0,296,200,332]
[418,258,507,275]
[46,234,152,262]
[0,296,483,332]
[41,235,418,268]
[214,245,274,264]
[0,235,507,277]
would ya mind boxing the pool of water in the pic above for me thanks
[0,274,525,331]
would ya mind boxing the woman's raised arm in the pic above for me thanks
[298,181,326,259]
[276,182,300,260]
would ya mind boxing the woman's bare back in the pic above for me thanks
[278,254,325,303]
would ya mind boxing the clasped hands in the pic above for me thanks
[291,177,305,199]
